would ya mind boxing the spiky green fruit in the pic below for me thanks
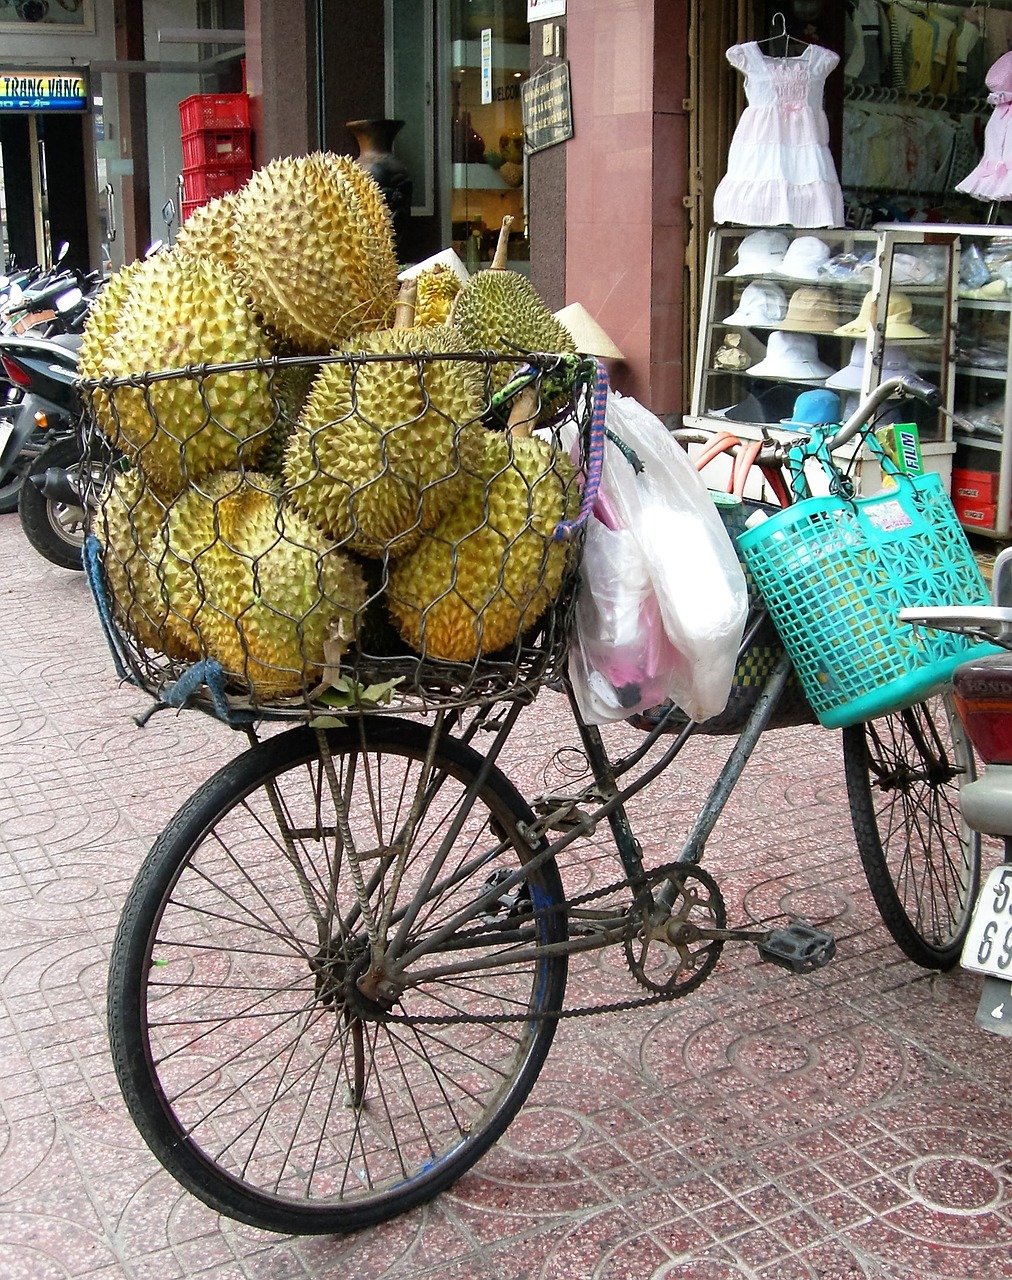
[162,471,367,697]
[450,270,576,393]
[283,327,486,557]
[415,264,461,327]
[387,434,578,662]
[232,153,398,353]
[78,259,146,387]
[173,193,240,274]
[94,466,196,659]
[83,251,275,493]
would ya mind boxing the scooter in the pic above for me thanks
[0,332,100,570]
[901,549,1012,1039]
[0,247,103,512]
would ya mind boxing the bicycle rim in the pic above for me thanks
[843,693,979,970]
[107,719,568,1234]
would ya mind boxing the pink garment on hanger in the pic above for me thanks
[713,41,844,228]
[955,50,1012,201]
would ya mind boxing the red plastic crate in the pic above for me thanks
[179,92,250,133]
[182,128,251,169]
[182,163,252,204]
[954,494,998,529]
[181,199,204,223]
[952,466,999,505]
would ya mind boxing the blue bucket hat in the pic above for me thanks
[780,388,841,432]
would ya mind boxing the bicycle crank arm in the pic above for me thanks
[669,919,837,974]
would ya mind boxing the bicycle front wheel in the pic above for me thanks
[107,718,568,1235]
[843,692,979,970]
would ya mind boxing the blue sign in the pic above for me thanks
[0,70,89,112]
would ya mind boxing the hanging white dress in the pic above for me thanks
[713,42,845,228]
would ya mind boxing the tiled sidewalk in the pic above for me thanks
[0,510,1009,1280]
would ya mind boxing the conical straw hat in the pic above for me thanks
[553,302,625,359]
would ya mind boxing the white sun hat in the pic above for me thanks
[772,236,833,281]
[726,230,790,276]
[722,281,788,325]
[747,330,833,381]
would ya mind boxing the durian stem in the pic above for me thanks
[506,382,539,438]
[491,216,515,271]
[393,279,417,328]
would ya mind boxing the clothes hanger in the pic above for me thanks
[754,11,809,57]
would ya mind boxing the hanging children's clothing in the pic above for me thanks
[955,51,1012,202]
[712,41,845,228]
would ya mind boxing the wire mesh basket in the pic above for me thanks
[79,351,596,723]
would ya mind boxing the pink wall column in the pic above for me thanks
[566,0,690,413]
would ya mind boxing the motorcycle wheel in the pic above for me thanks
[18,434,94,571]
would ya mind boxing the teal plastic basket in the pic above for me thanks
[736,429,998,730]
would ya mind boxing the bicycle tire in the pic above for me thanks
[843,693,979,970]
[108,718,568,1235]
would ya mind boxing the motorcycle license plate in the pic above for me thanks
[0,414,14,462]
[961,865,1012,977]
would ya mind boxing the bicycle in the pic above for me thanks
[79,354,985,1235]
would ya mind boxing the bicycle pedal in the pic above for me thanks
[757,922,836,974]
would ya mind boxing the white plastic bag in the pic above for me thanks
[567,390,748,724]
[569,517,689,722]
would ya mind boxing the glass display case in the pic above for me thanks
[686,225,958,500]
[949,227,1012,539]
[448,0,530,272]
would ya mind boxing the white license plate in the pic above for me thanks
[961,865,1012,977]
[0,415,14,462]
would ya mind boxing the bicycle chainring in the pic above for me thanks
[624,864,727,997]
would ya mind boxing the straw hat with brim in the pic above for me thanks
[553,302,625,359]
[780,388,842,431]
[826,340,914,391]
[726,229,790,276]
[834,291,930,339]
[747,331,833,380]
[779,286,841,332]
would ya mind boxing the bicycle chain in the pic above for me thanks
[380,859,717,1026]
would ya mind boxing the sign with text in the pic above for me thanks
[521,62,573,153]
[528,0,566,19]
[0,69,89,112]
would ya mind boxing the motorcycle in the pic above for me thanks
[901,551,1012,1039]
[0,265,103,514]
[0,332,103,570]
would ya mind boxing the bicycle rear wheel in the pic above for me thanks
[107,718,568,1235]
[843,692,979,970]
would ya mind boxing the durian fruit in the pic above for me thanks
[161,471,367,697]
[173,192,240,275]
[321,153,398,319]
[94,466,196,659]
[387,432,578,662]
[450,216,575,396]
[415,263,461,327]
[83,250,276,494]
[232,153,398,353]
[252,363,316,478]
[283,323,486,558]
[78,258,147,388]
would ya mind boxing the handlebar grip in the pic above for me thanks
[898,372,940,407]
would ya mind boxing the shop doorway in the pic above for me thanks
[0,110,89,272]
